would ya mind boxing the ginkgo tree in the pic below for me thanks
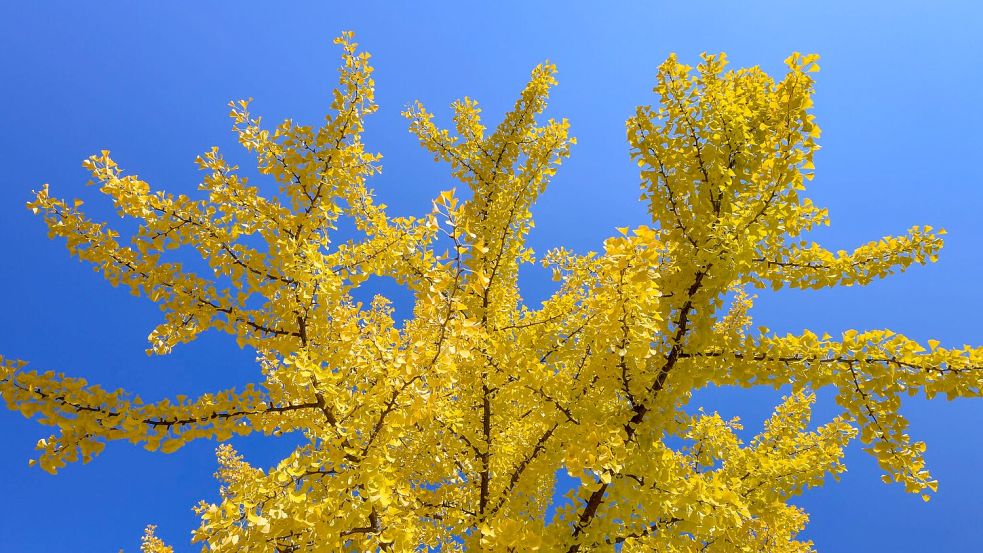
[2,32,980,552]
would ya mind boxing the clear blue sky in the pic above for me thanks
[1,1,981,550]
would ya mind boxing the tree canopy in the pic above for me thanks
[2,33,980,552]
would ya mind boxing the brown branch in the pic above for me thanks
[567,267,708,552]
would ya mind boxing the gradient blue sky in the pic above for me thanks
[1,1,982,551]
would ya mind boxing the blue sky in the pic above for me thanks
[1,1,981,550]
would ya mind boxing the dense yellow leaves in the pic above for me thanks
[2,34,981,552]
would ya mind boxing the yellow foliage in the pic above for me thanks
[140,525,173,553]
[2,34,979,551]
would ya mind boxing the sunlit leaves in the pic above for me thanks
[2,34,980,552]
